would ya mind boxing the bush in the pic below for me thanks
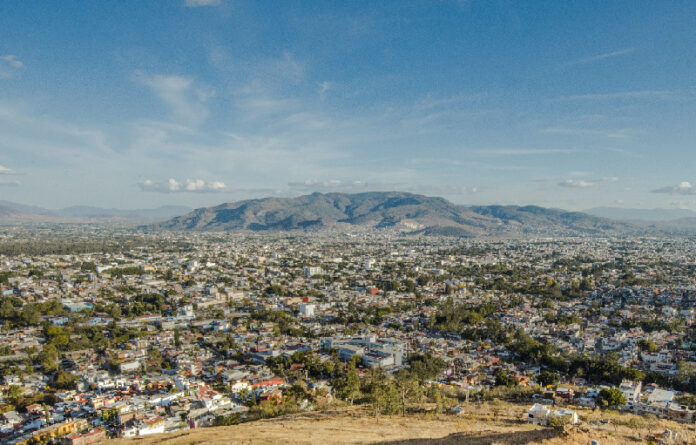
[548,414,573,428]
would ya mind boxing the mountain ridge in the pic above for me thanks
[157,191,641,237]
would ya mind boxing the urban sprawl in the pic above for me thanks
[0,228,695,444]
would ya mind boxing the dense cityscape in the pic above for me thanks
[0,228,694,443]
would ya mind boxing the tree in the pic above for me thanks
[598,387,626,408]
[423,384,445,413]
[408,353,446,383]
[38,344,59,373]
[394,370,420,415]
[43,404,50,425]
[370,381,400,419]
[537,370,560,387]
[334,368,361,404]
[0,299,16,320]
[174,328,181,348]
[494,368,517,387]
[53,371,78,389]
[6,385,22,404]
[638,339,658,352]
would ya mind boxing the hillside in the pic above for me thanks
[104,405,695,445]
[157,191,639,237]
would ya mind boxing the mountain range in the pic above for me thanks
[583,206,696,222]
[156,192,640,237]
[6,193,696,237]
[0,201,192,224]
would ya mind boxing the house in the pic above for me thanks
[619,380,642,409]
[66,428,106,445]
[121,417,165,437]
[0,410,24,434]
[554,387,574,402]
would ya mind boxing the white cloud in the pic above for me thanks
[559,177,618,189]
[184,0,220,7]
[559,179,595,188]
[139,178,227,193]
[652,181,696,195]
[0,164,15,175]
[137,74,213,124]
[207,180,227,191]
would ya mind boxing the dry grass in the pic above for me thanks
[105,404,696,445]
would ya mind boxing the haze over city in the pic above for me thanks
[1,1,695,210]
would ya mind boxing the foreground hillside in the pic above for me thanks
[157,191,638,237]
[105,405,695,445]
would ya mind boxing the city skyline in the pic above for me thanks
[1,1,695,210]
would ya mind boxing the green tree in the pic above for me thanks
[537,370,560,387]
[598,387,626,408]
[370,381,401,419]
[494,368,518,387]
[6,385,22,404]
[638,339,658,352]
[174,328,181,348]
[394,370,420,415]
[334,368,361,404]
[37,344,59,373]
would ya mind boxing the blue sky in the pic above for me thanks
[1,0,695,210]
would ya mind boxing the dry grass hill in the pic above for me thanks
[105,404,696,445]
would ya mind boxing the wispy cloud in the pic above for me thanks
[139,178,227,193]
[541,126,633,139]
[0,180,20,187]
[288,179,369,193]
[0,55,24,78]
[0,164,15,175]
[137,73,213,124]
[184,0,220,7]
[478,148,577,156]
[318,81,331,101]
[558,90,682,101]
[652,181,696,195]
[567,47,636,65]
[1,55,24,69]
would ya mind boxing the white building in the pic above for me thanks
[302,266,322,277]
[619,380,642,409]
[119,360,141,374]
[299,303,315,317]
[527,404,579,426]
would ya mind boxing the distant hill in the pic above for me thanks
[57,205,192,220]
[0,202,192,224]
[157,191,640,237]
[584,206,696,222]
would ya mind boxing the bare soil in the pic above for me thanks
[105,404,696,445]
